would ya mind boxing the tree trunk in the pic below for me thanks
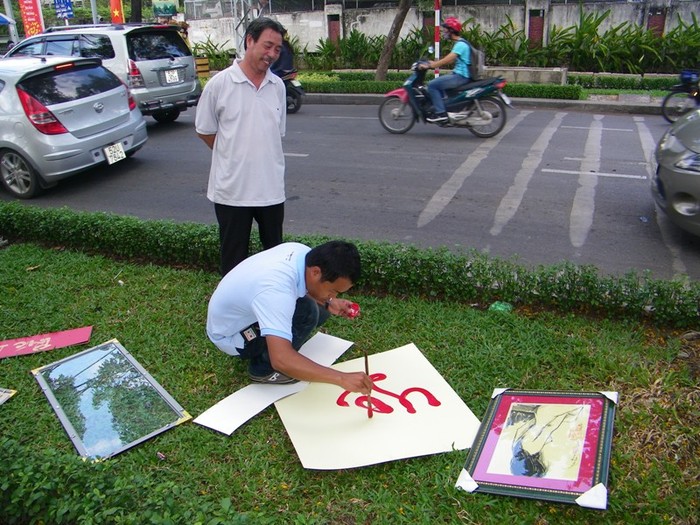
[374,0,413,81]
[131,0,142,23]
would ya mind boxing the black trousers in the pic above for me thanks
[214,202,284,276]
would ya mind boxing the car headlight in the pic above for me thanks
[676,151,700,173]
[659,131,685,154]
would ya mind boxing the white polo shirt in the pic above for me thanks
[206,243,310,355]
[195,60,287,206]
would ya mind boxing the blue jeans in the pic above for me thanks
[427,73,470,115]
[244,296,330,376]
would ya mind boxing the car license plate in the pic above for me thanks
[104,142,126,165]
[165,69,179,84]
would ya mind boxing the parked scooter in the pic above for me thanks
[277,68,305,114]
[661,69,700,123]
[378,50,513,137]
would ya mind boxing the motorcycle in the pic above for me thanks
[378,51,513,138]
[275,68,305,114]
[661,69,700,123]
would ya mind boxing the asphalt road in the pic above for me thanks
[2,103,699,281]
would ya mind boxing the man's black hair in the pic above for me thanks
[306,241,361,284]
[243,17,287,50]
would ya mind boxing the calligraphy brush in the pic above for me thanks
[364,350,373,418]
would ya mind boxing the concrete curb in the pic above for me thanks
[304,93,664,116]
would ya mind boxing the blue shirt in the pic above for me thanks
[206,243,310,355]
[452,40,471,78]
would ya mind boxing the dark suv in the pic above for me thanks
[4,24,201,123]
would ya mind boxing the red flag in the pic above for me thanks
[110,0,125,23]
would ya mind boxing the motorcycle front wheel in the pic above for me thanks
[467,96,507,138]
[378,96,416,134]
[661,92,697,123]
[286,88,302,114]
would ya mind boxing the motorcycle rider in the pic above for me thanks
[421,17,471,124]
[271,36,294,78]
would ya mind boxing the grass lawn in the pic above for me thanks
[1,243,698,524]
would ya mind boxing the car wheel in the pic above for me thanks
[0,149,41,199]
[152,109,181,124]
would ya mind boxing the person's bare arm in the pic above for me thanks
[266,335,372,394]
[421,51,458,70]
[197,133,216,149]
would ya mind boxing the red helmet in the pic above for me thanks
[442,17,462,34]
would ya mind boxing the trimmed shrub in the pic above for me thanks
[0,202,698,327]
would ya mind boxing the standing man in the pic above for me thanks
[206,240,373,394]
[421,17,471,124]
[196,17,288,276]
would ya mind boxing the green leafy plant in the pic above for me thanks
[191,36,235,71]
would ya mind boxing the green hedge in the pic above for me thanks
[568,73,678,91]
[302,79,582,100]
[1,202,698,327]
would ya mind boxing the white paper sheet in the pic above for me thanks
[274,343,481,470]
[194,333,354,435]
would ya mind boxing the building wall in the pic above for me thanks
[187,0,699,54]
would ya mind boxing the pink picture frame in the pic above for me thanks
[457,389,617,509]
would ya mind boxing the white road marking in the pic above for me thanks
[491,112,566,236]
[635,116,688,277]
[541,168,647,180]
[561,125,632,132]
[417,110,532,228]
[570,115,603,248]
[284,153,309,157]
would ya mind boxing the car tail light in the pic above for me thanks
[118,80,137,111]
[128,59,145,88]
[16,88,68,135]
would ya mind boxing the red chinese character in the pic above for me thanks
[337,372,441,414]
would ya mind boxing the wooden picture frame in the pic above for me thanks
[456,389,617,509]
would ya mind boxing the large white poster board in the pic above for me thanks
[274,343,481,470]
[194,333,354,435]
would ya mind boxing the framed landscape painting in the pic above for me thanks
[456,389,617,509]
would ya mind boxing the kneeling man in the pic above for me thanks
[207,240,373,394]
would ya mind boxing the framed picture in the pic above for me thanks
[33,339,191,459]
[0,387,17,405]
[456,389,618,509]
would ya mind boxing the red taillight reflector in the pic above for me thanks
[495,80,507,90]
[16,88,68,135]
[127,59,145,88]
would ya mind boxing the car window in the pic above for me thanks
[18,64,122,105]
[79,34,115,60]
[8,40,45,57]
[45,38,79,57]
[127,30,191,61]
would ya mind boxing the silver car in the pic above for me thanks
[4,24,201,123]
[0,55,148,198]
[652,109,700,236]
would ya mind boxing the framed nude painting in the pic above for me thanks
[456,389,617,509]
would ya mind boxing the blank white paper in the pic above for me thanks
[193,333,354,435]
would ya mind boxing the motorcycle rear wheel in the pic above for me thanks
[661,91,697,123]
[286,88,302,114]
[378,96,416,134]
[467,96,507,138]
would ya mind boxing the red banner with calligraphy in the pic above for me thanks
[110,0,125,23]
[18,0,44,37]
